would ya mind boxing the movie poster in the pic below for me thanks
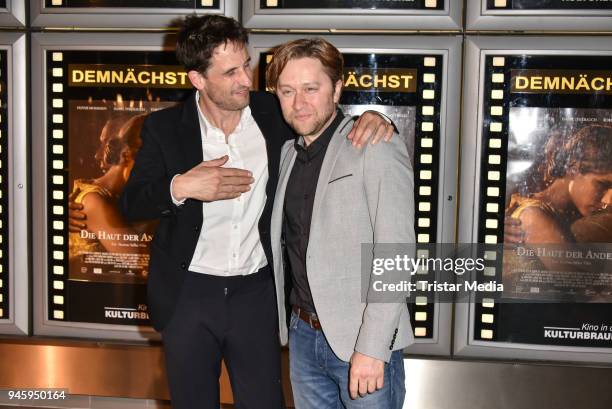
[46,0,218,9]
[47,51,192,325]
[503,108,612,302]
[476,55,612,347]
[260,0,442,10]
[67,100,174,285]
[487,0,612,9]
[259,50,442,338]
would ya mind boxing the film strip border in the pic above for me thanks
[485,0,612,9]
[46,0,218,7]
[261,0,442,9]
[486,0,511,9]
[46,51,69,321]
[0,50,9,319]
[474,55,511,341]
[411,55,443,339]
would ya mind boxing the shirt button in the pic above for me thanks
[180,262,187,270]
[233,225,238,229]
[194,225,200,231]
[233,253,237,258]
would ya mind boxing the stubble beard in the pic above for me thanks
[291,104,336,139]
[206,87,250,112]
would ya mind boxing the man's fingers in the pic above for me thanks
[218,184,251,194]
[68,209,87,232]
[383,122,394,142]
[367,377,377,394]
[505,216,521,226]
[358,378,368,397]
[349,372,359,400]
[69,210,86,220]
[216,167,253,178]
[350,116,372,147]
[202,155,229,167]
[200,157,253,178]
[504,216,525,243]
[68,202,85,211]
[219,176,254,186]
[351,123,371,148]
[347,116,361,141]
[376,374,384,390]
[369,123,387,145]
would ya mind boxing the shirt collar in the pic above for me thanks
[195,91,253,141]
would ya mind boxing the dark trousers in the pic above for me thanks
[161,266,284,409]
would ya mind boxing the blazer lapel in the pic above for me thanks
[178,92,204,171]
[270,143,297,262]
[311,115,353,226]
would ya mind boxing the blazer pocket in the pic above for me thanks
[328,174,353,184]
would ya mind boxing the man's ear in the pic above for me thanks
[333,79,343,104]
[188,70,206,91]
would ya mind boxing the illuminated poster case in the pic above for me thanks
[456,36,612,364]
[0,0,25,26]
[0,33,27,336]
[30,0,238,29]
[32,33,193,340]
[250,34,461,355]
[243,0,461,30]
[466,0,612,31]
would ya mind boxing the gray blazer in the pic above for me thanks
[271,114,416,363]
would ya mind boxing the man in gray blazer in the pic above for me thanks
[267,38,416,409]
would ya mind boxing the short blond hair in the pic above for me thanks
[266,38,343,91]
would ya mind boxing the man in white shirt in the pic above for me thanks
[67,15,394,409]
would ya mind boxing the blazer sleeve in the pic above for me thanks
[119,115,176,222]
[354,135,416,362]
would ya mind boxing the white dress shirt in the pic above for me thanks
[172,92,269,276]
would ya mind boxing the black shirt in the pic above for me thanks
[283,110,345,314]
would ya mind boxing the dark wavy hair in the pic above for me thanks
[542,125,612,185]
[175,14,248,74]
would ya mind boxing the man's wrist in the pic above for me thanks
[364,109,392,124]
[170,174,187,205]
